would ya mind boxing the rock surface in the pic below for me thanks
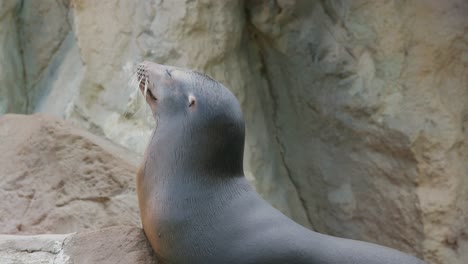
[245,1,468,264]
[1,1,467,264]
[0,114,141,234]
[0,226,157,264]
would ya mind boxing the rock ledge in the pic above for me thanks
[0,226,157,264]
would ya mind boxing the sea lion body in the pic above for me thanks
[135,61,426,264]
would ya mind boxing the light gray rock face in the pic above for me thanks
[0,114,141,234]
[244,2,468,264]
[1,1,467,264]
[0,233,69,264]
[0,226,157,264]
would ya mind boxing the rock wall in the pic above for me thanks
[245,2,468,264]
[0,1,467,263]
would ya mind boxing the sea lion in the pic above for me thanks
[135,61,426,264]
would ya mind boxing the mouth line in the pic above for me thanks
[147,88,157,101]
[137,64,158,101]
[140,85,158,101]
[138,79,157,101]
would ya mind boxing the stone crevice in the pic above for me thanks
[56,196,112,208]
[247,22,314,228]
[53,234,71,264]
[14,0,29,113]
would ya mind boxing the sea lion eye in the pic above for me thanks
[188,95,196,107]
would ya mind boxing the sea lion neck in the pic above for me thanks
[146,109,245,184]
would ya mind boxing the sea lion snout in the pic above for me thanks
[136,61,175,105]
[136,61,193,116]
[136,63,149,93]
[138,61,174,80]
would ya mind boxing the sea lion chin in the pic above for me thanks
[135,61,426,264]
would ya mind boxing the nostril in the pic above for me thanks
[136,64,149,91]
[137,64,148,80]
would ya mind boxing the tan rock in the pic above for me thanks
[0,114,141,234]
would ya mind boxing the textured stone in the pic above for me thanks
[0,233,68,264]
[0,114,141,234]
[244,2,468,264]
[0,226,157,264]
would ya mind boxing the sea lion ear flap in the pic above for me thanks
[188,94,196,108]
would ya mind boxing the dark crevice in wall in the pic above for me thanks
[17,0,72,113]
[14,0,29,114]
[244,4,314,227]
[257,43,314,229]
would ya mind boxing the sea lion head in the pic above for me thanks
[136,61,245,176]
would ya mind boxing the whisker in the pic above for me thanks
[123,63,153,122]
[144,78,148,98]
[123,69,144,118]
[128,72,138,90]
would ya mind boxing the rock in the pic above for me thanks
[0,226,158,264]
[0,233,69,264]
[244,2,468,264]
[0,114,141,234]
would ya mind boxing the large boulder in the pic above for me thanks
[0,114,141,234]
[0,226,157,264]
